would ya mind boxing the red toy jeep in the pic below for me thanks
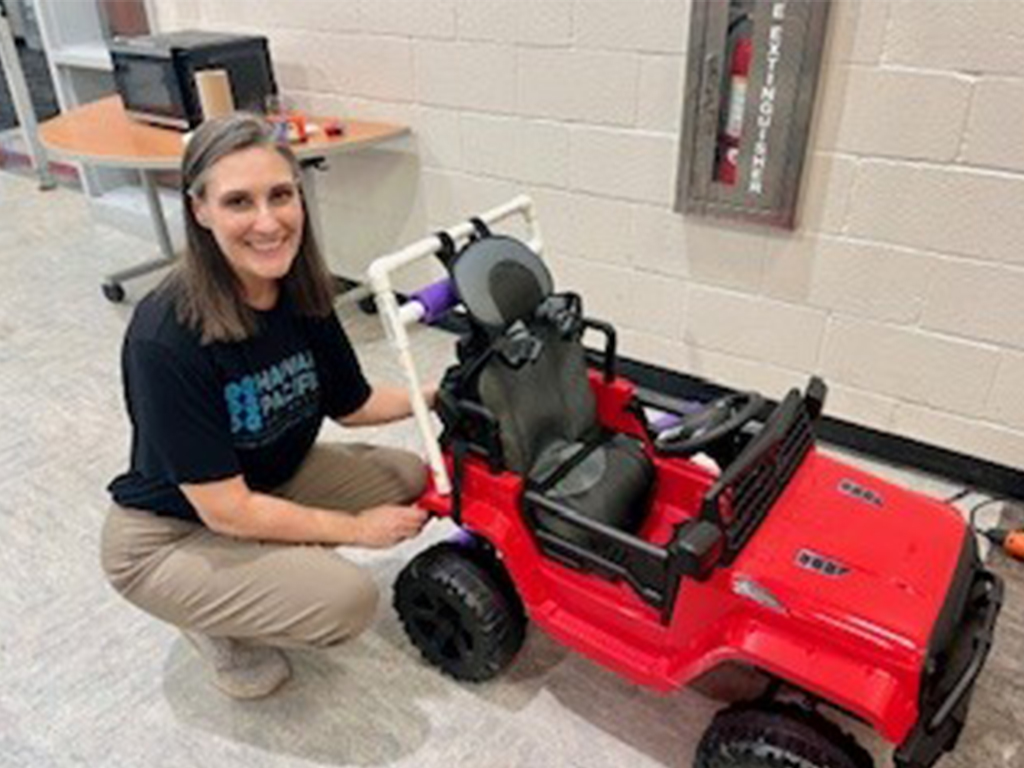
[367,198,1002,768]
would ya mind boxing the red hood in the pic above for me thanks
[736,452,968,656]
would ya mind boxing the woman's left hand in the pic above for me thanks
[422,384,439,411]
[339,383,439,427]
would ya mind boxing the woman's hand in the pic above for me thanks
[355,504,430,548]
[338,383,440,427]
[422,384,439,410]
[182,476,429,546]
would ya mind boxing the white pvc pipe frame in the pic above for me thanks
[366,194,543,496]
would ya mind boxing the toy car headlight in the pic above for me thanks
[732,576,788,614]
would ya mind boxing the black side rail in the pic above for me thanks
[523,491,669,608]
[523,491,722,624]
[439,397,506,526]
[581,317,617,382]
[439,395,505,474]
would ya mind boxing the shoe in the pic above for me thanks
[182,631,292,700]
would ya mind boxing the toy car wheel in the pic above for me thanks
[394,542,526,682]
[695,702,874,768]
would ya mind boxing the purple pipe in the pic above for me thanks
[649,412,685,432]
[648,400,705,432]
[408,279,458,324]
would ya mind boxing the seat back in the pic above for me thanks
[478,324,599,474]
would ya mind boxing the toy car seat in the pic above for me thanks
[439,233,654,544]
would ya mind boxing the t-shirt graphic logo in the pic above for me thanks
[225,376,263,433]
[224,350,320,446]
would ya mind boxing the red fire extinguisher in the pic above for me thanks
[716,35,752,185]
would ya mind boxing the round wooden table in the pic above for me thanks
[39,96,410,301]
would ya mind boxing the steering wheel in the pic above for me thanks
[653,391,765,456]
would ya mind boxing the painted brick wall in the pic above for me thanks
[152,0,1024,470]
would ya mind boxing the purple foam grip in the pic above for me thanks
[409,279,458,324]
[649,413,685,432]
[648,400,706,433]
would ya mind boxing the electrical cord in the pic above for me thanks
[942,488,1006,533]
[943,488,971,506]
[939,485,1024,564]
[956,493,1024,562]
[942,489,1015,556]
[968,496,1007,533]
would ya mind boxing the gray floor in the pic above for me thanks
[2,169,1022,768]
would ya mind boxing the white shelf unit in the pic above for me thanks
[48,40,112,71]
[30,0,166,245]
[33,0,126,196]
[33,0,113,106]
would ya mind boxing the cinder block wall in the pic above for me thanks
[153,0,1024,470]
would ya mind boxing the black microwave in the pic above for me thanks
[110,30,278,130]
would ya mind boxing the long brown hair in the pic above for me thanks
[163,113,335,344]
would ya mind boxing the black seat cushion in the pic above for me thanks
[529,434,654,544]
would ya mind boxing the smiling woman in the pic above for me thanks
[169,114,334,342]
[191,149,305,308]
[100,114,436,701]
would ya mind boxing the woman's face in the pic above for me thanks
[191,145,304,304]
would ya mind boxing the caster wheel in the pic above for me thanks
[102,282,126,303]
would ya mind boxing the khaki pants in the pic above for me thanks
[100,443,427,648]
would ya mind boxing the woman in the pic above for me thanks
[102,113,431,700]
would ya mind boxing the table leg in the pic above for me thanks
[101,170,177,302]
[299,159,327,255]
[299,157,374,309]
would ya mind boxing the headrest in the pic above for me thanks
[451,236,553,331]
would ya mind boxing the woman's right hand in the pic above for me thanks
[355,505,430,548]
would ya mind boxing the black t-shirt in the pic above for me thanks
[108,289,372,522]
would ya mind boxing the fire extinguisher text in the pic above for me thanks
[749,2,786,196]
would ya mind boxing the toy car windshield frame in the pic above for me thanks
[700,379,822,566]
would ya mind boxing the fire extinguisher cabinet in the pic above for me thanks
[676,0,832,229]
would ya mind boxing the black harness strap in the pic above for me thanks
[469,217,492,239]
[528,431,617,495]
[434,230,458,270]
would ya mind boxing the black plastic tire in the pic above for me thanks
[695,702,874,768]
[394,541,526,682]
